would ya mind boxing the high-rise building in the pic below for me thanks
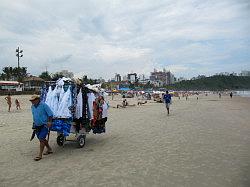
[240,71,250,76]
[115,73,122,82]
[122,75,128,81]
[166,71,175,85]
[150,69,175,85]
[127,73,137,83]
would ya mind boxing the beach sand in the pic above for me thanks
[0,94,249,186]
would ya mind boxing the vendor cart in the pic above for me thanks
[55,122,87,148]
[40,78,107,148]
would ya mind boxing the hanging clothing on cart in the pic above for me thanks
[71,85,78,116]
[87,92,96,120]
[102,100,108,119]
[94,98,102,121]
[40,85,48,102]
[45,86,53,107]
[92,100,99,125]
[56,86,72,118]
[92,96,107,134]
[100,97,108,130]
[75,88,82,119]
[48,86,59,116]
[52,119,71,136]
[58,86,65,104]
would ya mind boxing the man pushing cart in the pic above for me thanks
[30,77,108,160]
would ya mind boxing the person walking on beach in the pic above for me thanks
[163,91,172,115]
[30,95,53,161]
[230,92,233,98]
[15,98,21,110]
[5,93,12,112]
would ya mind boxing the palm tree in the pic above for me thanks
[2,67,13,80]
[39,71,52,81]
[1,66,28,81]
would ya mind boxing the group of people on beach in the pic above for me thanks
[116,91,172,115]
[218,92,233,98]
[4,89,234,162]
[4,93,21,112]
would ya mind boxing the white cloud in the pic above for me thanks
[95,45,152,62]
[165,64,190,73]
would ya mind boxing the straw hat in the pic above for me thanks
[29,94,40,101]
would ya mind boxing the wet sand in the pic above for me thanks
[0,94,249,186]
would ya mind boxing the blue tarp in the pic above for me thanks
[118,87,130,91]
[51,119,72,136]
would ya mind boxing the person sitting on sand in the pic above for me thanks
[117,99,136,108]
[138,100,147,105]
[117,99,127,108]
[123,99,128,106]
[5,93,12,112]
[15,99,21,110]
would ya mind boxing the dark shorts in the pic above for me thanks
[165,103,170,108]
[35,125,49,140]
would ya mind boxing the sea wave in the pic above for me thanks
[235,91,250,97]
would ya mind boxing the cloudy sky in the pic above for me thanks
[0,0,249,80]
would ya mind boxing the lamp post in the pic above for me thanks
[16,47,23,68]
[16,47,23,81]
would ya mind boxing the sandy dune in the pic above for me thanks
[0,94,249,186]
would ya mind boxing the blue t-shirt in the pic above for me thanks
[31,102,53,126]
[163,94,171,103]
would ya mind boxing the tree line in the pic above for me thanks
[1,66,249,90]
[0,66,100,85]
[0,67,28,82]
[166,75,250,91]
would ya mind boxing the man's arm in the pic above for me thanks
[47,116,53,128]
[43,103,53,128]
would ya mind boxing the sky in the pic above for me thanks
[0,0,249,80]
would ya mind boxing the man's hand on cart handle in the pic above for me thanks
[47,116,53,128]
[47,121,52,128]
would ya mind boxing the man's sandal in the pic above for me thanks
[34,157,42,161]
[43,151,53,155]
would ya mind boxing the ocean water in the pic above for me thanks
[235,90,250,97]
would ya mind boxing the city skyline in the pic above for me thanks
[0,0,249,80]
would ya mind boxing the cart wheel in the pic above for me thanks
[57,134,65,146]
[77,135,86,148]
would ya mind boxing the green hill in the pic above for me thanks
[167,75,250,91]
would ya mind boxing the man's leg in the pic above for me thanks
[36,139,52,160]
[35,127,51,160]
[43,127,52,154]
[34,139,45,160]
[38,140,46,158]
[166,103,170,115]
[44,140,52,153]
